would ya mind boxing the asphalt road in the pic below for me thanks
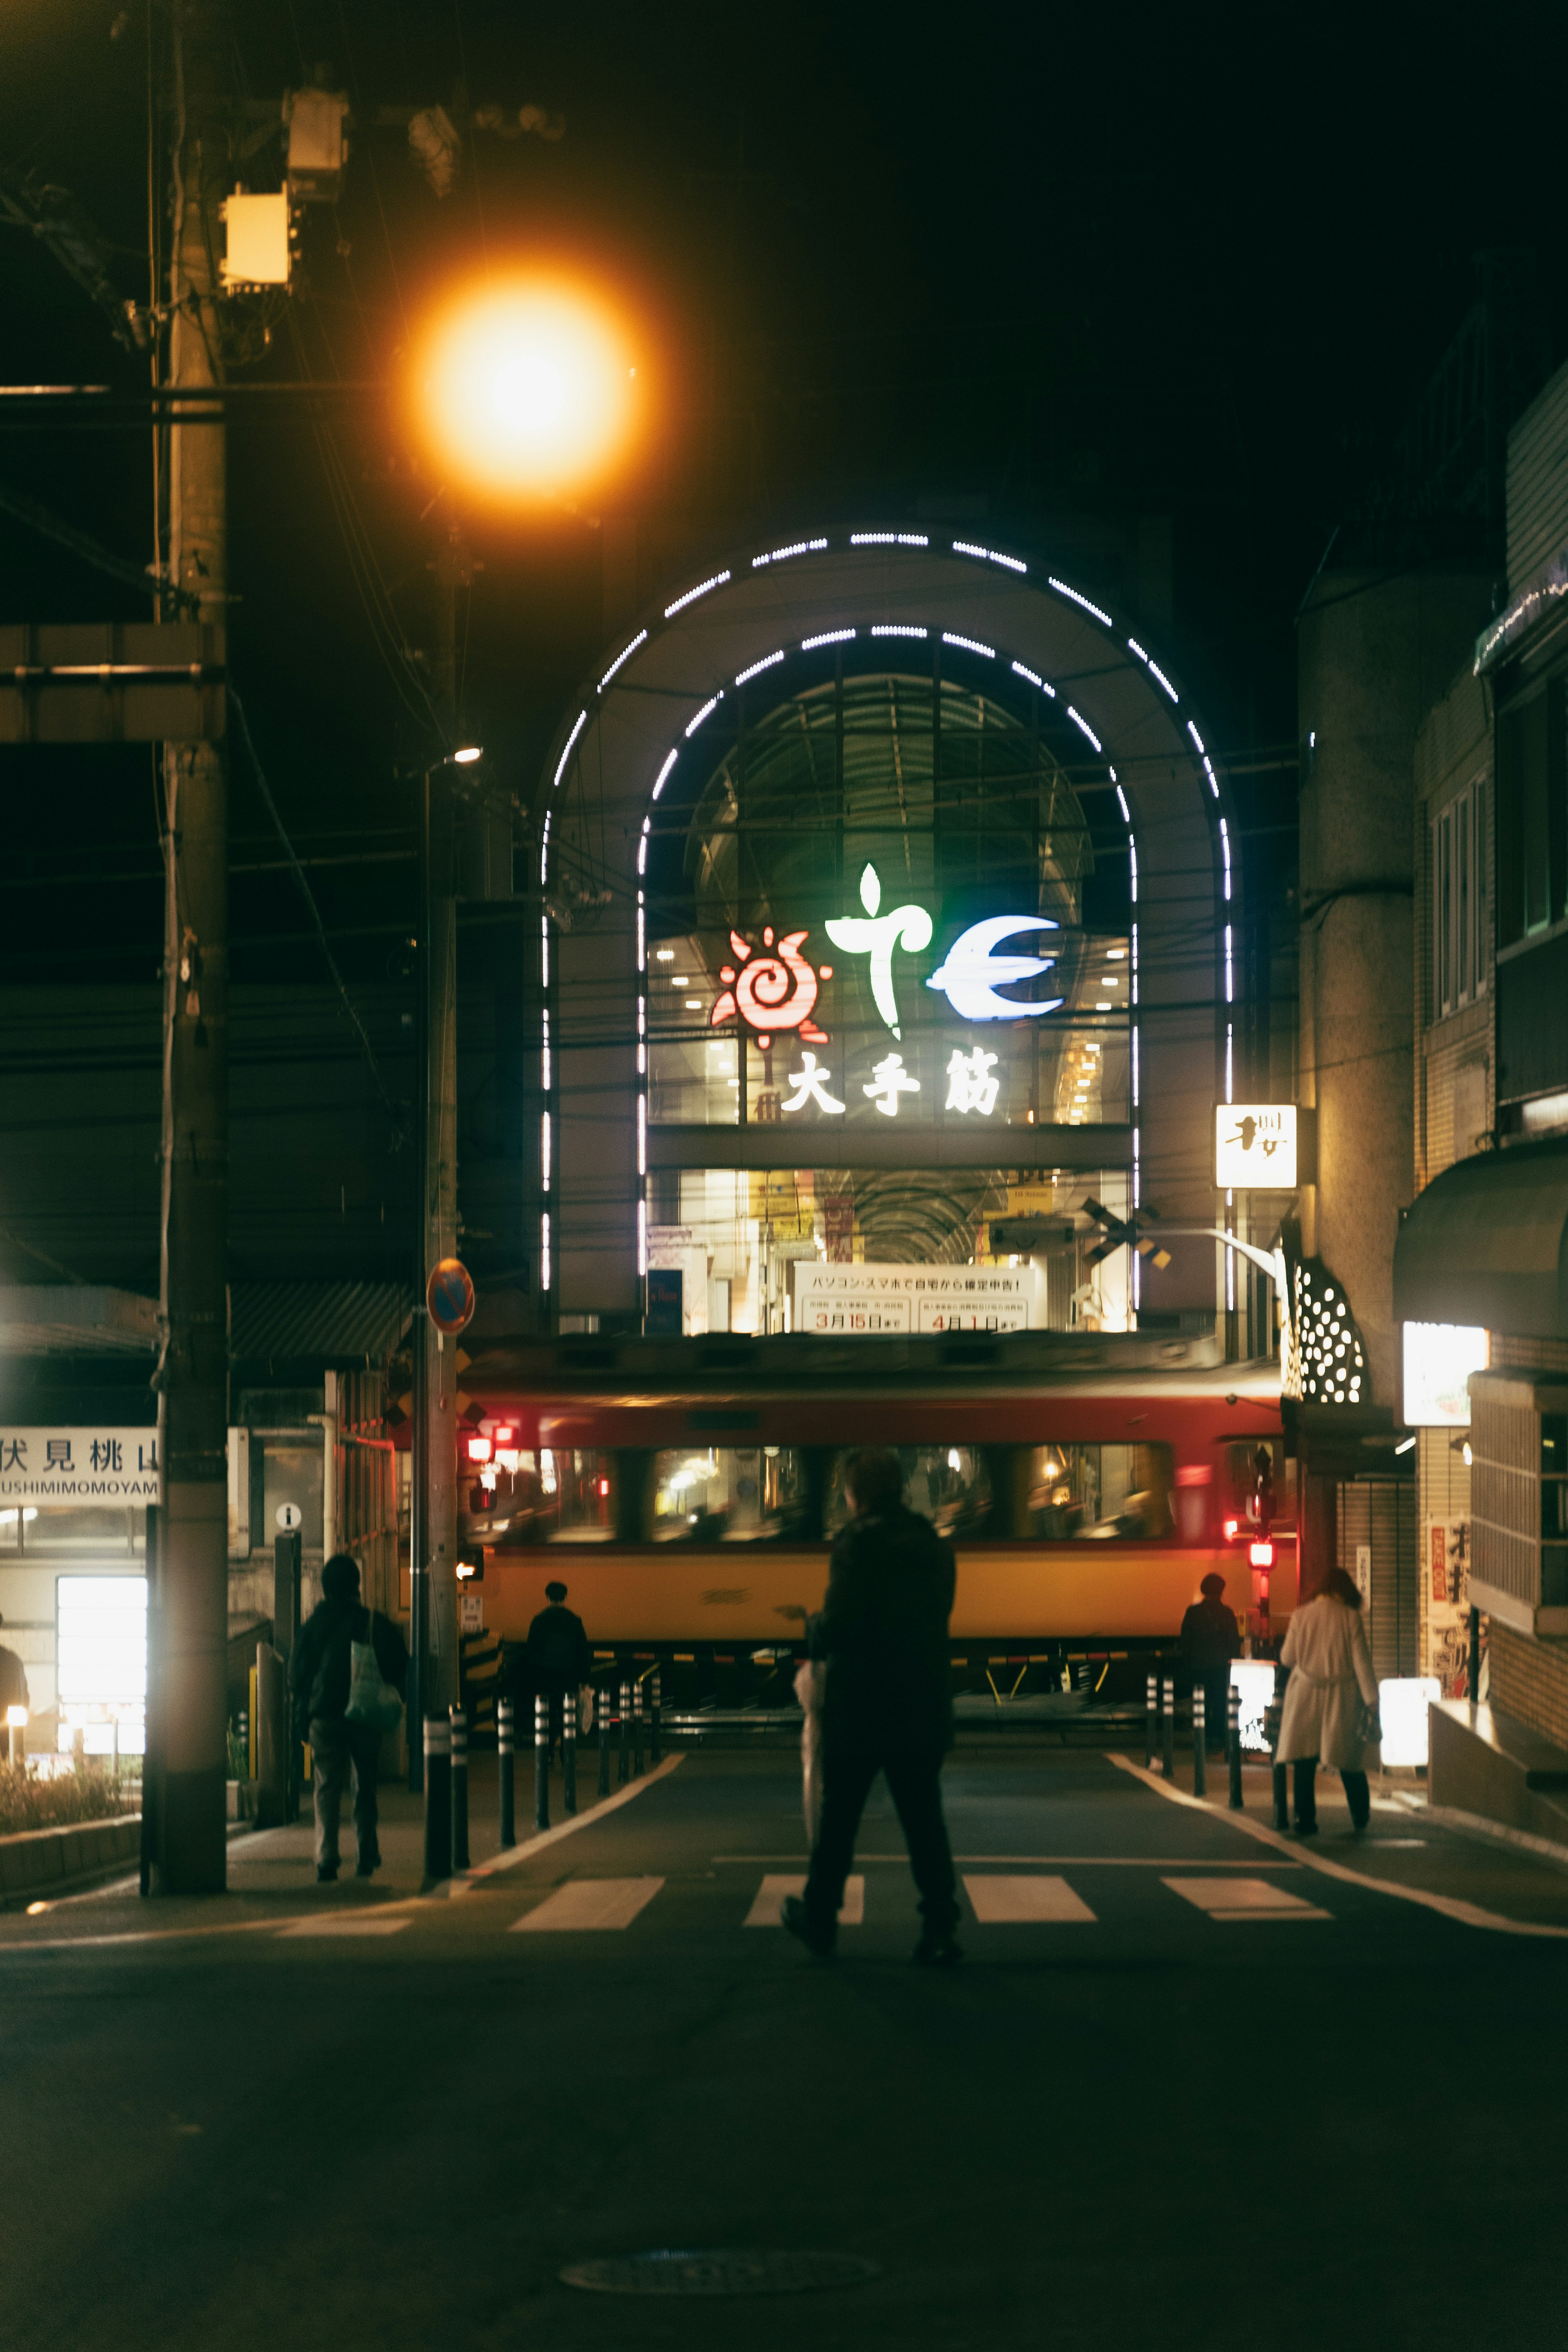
[4,1746,1566,2351]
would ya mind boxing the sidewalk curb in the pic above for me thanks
[1105,1752,1568,1941]
[448,1754,685,1896]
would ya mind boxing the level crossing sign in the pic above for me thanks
[425,1257,476,1338]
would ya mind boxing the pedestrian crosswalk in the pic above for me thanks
[491,1866,1337,1934]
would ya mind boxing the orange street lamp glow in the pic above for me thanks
[416,279,635,498]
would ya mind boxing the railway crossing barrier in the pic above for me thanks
[1192,1685,1206,1797]
[598,1682,613,1797]
[618,1675,631,1786]
[1145,1671,1157,1769]
[498,1697,516,1848]
[535,1693,550,1832]
[1161,1675,1175,1781]
[423,1715,452,1884]
[1227,1684,1243,1809]
[632,1678,645,1779]
[650,1668,662,1763]
[450,1704,470,1871]
[562,1689,578,1817]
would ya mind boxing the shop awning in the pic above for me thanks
[1393,1137,1568,1337]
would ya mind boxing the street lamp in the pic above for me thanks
[413,276,637,501]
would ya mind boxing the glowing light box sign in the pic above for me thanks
[1214,1104,1297,1189]
[793,1262,1040,1336]
[1377,1676,1441,1769]
[1402,1322,1488,1428]
[1229,1659,1277,1755]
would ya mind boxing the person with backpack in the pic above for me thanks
[290,1553,408,1882]
[523,1579,593,1756]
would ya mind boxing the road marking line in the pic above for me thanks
[1162,1876,1330,1921]
[744,1873,864,1926]
[1105,1753,1568,1940]
[711,1854,1301,1869]
[512,1876,665,1932]
[456,1754,684,1892]
[278,1915,412,1938]
[964,1875,1096,1924]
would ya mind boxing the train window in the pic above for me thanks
[646,1447,808,1542]
[523,1448,617,1542]
[824,1447,993,1540]
[1018,1444,1174,1540]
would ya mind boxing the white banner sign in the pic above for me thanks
[0,1429,161,1504]
[792,1262,1039,1336]
[1214,1103,1297,1189]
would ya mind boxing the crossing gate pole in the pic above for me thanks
[618,1674,631,1787]
[534,1691,550,1832]
[1161,1675,1175,1782]
[562,1688,578,1817]
[449,1703,469,1871]
[497,1697,515,1848]
[650,1667,662,1764]
[422,1716,452,1884]
[1192,1686,1207,1798]
[1227,1683,1243,1809]
[1145,1670,1157,1769]
[632,1678,644,1780]
[597,1682,612,1798]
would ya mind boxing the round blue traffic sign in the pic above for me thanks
[425,1256,476,1337]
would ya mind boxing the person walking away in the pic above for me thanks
[526,1579,592,1755]
[1276,1566,1380,1835]
[782,1448,962,1965]
[290,1553,408,1881]
[1179,1572,1241,1749]
[0,1613,30,1742]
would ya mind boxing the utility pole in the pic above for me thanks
[151,0,230,1892]
[418,515,472,1721]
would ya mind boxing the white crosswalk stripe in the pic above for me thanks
[744,1874,864,1927]
[1163,1876,1332,1921]
[513,1877,665,1932]
[963,1875,1098,1924]
[278,1915,411,1938]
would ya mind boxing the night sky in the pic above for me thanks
[2,1,1565,989]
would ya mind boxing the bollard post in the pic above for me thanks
[237,1706,249,1782]
[1145,1669,1157,1769]
[423,1716,452,1884]
[1161,1675,1175,1781]
[1192,1685,1207,1798]
[618,1674,631,1787]
[497,1697,516,1849]
[650,1666,662,1764]
[562,1688,578,1817]
[534,1692,550,1832]
[632,1678,645,1780]
[1227,1683,1243,1810]
[449,1704,470,1871]
[597,1681,612,1798]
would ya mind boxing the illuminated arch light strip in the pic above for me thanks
[952,540,1028,575]
[802,628,855,651]
[735,649,784,686]
[651,748,678,801]
[599,629,648,692]
[751,539,827,568]
[1219,816,1232,901]
[637,815,650,875]
[553,708,587,789]
[541,1210,551,1292]
[685,693,723,738]
[1225,923,1234,1004]
[873,623,929,639]
[1011,660,1057,698]
[665,570,731,617]
[851,531,930,547]
[1116,784,1131,822]
[942,631,994,659]
[1127,637,1180,705]
[1068,706,1102,753]
[539,809,551,885]
[1049,577,1113,629]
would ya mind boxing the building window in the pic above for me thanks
[1432,775,1488,1019]
[1496,682,1562,949]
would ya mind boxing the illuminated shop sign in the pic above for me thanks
[824,864,932,1039]
[926,915,1062,1021]
[710,926,831,1049]
[1214,1103,1297,1189]
[1401,1322,1488,1428]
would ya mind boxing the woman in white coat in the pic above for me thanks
[1276,1566,1381,1835]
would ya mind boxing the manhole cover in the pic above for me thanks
[559,2249,879,2297]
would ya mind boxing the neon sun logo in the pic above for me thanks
[708,864,1062,1046]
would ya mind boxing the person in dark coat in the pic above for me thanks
[783,1448,962,1965]
[524,1580,593,1753]
[290,1553,408,1881]
[1179,1572,1241,1750]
